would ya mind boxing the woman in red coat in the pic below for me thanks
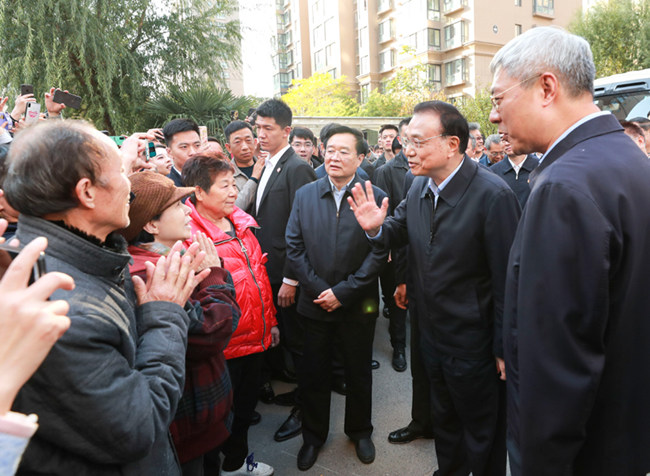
[182,156,277,476]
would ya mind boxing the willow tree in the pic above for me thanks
[0,0,241,133]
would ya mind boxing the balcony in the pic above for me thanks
[377,0,394,14]
[442,0,467,14]
[444,58,467,86]
[533,0,554,17]
[378,19,395,44]
[443,20,467,50]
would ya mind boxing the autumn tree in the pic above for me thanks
[283,73,359,116]
[455,89,497,136]
[0,0,241,133]
[570,0,650,77]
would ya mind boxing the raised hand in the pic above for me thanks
[347,181,389,237]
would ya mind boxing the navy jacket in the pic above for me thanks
[504,113,650,475]
[286,174,388,321]
[378,157,520,359]
[489,154,538,207]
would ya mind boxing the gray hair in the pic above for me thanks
[490,26,595,97]
[484,134,501,150]
[467,135,477,149]
[468,122,480,132]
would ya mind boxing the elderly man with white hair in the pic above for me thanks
[491,26,650,475]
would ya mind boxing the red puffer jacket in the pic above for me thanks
[185,199,277,360]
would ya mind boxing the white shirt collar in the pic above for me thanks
[539,111,610,164]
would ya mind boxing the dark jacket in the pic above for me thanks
[378,158,520,359]
[504,113,650,475]
[129,245,239,464]
[489,154,538,207]
[13,216,188,476]
[252,147,316,285]
[359,157,376,182]
[374,150,409,215]
[167,167,183,187]
[286,174,388,321]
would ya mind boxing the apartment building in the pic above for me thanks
[273,0,583,100]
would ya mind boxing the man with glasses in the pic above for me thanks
[479,134,506,167]
[491,27,650,475]
[290,127,322,169]
[349,101,520,476]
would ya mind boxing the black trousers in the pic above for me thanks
[300,313,377,447]
[379,259,407,351]
[420,340,506,476]
[407,296,433,433]
[220,353,263,471]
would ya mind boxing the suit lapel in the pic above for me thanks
[259,147,294,209]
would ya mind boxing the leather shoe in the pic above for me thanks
[297,443,319,471]
[388,426,434,444]
[355,437,375,464]
[259,381,275,404]
[274,406,302,442]
[371,359,380,370]
[250,410,261,426]
[392,349,407,372]
[332,377,347,396]
[273,389,297,406]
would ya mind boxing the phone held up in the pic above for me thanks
[20,84,34,96]
[0,242,47,285]
[52,89,82,109]
[24,103,41,125]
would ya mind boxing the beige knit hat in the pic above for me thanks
[119,171,194,242]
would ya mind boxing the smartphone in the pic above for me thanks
[147,141,157,159]
[20,84,34,96]
[0,112,11,130]
[0,242,47,285]
[199,126,208,145]
[52,89,82,109]
[24,102,41,124]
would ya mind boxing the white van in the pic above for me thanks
[593,68,650,120]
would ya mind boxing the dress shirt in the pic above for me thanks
[508,157,524,179]
[428,158,465,209]
[328,177,355,211]
[256,144,291,213]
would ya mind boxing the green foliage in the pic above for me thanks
[359,90,403,117]
[145,85,256,142]
[570,0,650,77]
[0,0,241,134]
[283,73,359,116]
[455,89,497,136]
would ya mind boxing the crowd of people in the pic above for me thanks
[1,25,649,476]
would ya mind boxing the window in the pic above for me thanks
[274,72,292,91]
[314,24,324,45]
[314,49,324,71]
[442,0,466,13]
[444,21,467,49]
[379,49,396,72]
[324,18,336,41]
[533,0,554,16]
[359,26,367,51]
[406,32,418,51]
[328,68,338,79]
[377,0,393,13]
[325,44,335,65]
[278,51,293,69]
[360,83,371,103]
[428,28,441,50]
[428,64,442,90]
[515,24,522,36]
[278,31,292,48]
[360,55,369,75]
[445,58,467,86]
[428,0,441,20]
[379,19,394,43]
[311,0,323,19]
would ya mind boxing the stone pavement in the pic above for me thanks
[248,312,439,476]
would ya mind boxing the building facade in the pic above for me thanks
[273,0,583,100]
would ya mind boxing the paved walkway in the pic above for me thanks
[248,312,439,475]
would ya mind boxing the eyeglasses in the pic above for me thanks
[403,133,446,149]
[490,73,542,112]
[489,151,505,157]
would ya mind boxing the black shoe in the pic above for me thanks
[392,349,407,372]
[259,381,275,404]
[332,377,347,396]
[388,426,434,444]
[355,437,375,464]
[371,359,380,370]
[250,410,261,426]
[274,389,297,406]
[274,406,302,442]
[272,369,298,383]
[297,443,319,471]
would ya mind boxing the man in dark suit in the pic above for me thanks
[286,125,387,471]
[489,139,538,208]
[490,26,650,476]
[162,118,202,186]
[350,100,520,476]
[252,99,317,441]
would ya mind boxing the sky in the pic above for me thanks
[239,0,276,98]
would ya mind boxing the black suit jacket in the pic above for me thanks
[489,154,538,207]
[285,175,388,321]
[252,146,316,285]
[379,157,521,359]
[167,167,183,187]
[504,113,650,475]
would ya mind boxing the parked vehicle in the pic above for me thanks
[593,68,650,120]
